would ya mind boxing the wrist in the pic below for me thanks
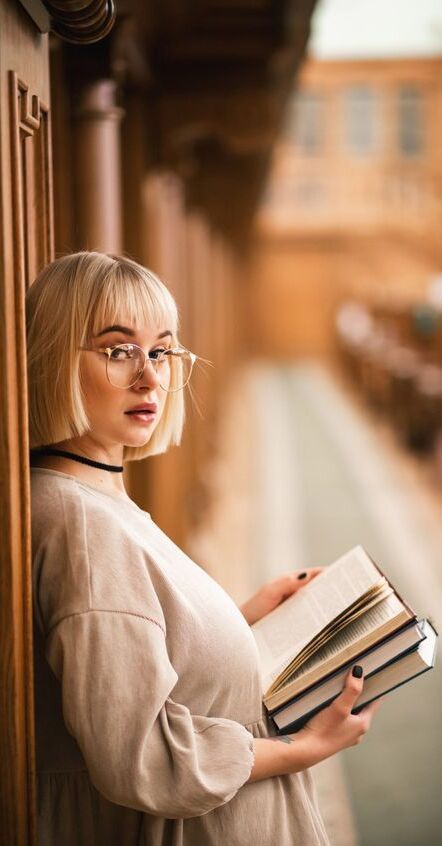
[295,726,334,767]
[275,728,331,774]
[247,731,321,783]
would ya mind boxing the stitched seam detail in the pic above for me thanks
[81,495,93,609]
[46,608,166,639]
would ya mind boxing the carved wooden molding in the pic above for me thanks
[1,71,54,846]
[43,0,116,44]
[3,73,54,845]
[9,71,54,290]
[17,0,115,43]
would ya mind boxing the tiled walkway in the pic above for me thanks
[189,360,442,846]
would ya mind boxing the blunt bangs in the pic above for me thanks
[86,258,179,347]
[26,251,185,461]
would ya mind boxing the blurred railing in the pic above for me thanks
[335,297,442,478]
[259,154,441,236]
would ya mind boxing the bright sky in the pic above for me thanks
[308,0,442,59]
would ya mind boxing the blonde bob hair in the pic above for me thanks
[26,251,185,461]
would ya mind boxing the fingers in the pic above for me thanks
[301,567,324,578]
[283,567,324,584]
[356,696,385,719]
[351,696,385,742]
[334,665,365,713]
[276,569,323,600]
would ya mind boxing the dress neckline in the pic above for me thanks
[30,466,150,516]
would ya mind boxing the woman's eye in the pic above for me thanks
[110,345,134,360]
[149,347,167,360]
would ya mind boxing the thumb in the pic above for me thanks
[336,665,364,712]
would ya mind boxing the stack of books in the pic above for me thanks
[250,546,438,734]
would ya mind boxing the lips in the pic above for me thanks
[125,403,158,414]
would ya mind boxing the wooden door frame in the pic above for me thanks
[0,3,54,842]
[1,3,117,841]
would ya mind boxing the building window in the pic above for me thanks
[290,178,326,207]
[284,90,324,154]
[398,87,423,156]
[344,86,377,155]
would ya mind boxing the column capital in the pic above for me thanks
[74,79,124,123]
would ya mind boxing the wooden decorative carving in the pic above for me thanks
[43,0,116,44]
[1,70,54,846]
[9,71,54,290]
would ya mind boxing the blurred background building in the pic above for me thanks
[251,4,442,355]
[253,55,442,353]
[1,0,441,844]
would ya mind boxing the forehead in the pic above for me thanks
[89,300,175,340]
[95,322,172,340]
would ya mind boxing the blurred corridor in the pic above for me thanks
[190,360,442,846]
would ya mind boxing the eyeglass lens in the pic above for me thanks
[107,346,193,390]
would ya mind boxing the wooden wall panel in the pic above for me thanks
[245,236,340,359]
[9,71,54,290]
[0,2,52,843]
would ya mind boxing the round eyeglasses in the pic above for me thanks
[78,343,198,392]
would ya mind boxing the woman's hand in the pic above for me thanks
[295,666,385,766]
[239,567,324,626]
[247,667,386,782]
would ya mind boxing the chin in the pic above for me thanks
[124,432,154,448]
[120,417,159,448]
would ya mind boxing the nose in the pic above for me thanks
[134,356,161,390]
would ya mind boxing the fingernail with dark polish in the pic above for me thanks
[352,665,363,678]
[297,572,307,580]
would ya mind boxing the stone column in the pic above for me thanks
[73,79,124,252]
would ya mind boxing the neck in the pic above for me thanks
[30,439,128,495]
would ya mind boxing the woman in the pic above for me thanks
[27,251,383,845]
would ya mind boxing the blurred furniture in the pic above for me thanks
[335,297,442,472]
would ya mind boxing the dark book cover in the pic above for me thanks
[268,617,425,717]
[271,618,438,735]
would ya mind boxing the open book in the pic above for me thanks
[271,618,437,732]
[250,545,437,718]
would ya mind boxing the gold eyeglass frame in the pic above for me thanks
[78,343,198,392]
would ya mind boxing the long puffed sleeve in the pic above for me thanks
[45,609,255,819]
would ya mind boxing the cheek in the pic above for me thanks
[80,356,115,404]
[157,388,168,418]
[158,362,172,393]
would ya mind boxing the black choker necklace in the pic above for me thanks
[30,447,124,473]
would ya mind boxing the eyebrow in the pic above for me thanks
[95,325,172,340]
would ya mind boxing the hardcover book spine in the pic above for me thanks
[272,662,435,735]
[266,619,425,717]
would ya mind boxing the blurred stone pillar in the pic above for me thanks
[73,79,124,252]
[132,170,191,545]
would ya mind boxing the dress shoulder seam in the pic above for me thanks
[46,608,166,639]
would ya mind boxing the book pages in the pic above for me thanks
[286,591,402,683]
[271,584,394,691]
[272,620,437,730]
[267,593,413,707]
[251,546,390,689]
[287,584,393,669]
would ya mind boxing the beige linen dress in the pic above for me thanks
[31,467,331,846]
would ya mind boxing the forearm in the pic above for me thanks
[246,668,384,784]
[246,732,317,783]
